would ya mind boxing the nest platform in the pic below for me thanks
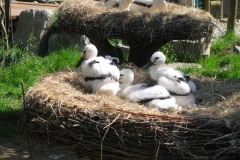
[53,0,215,66]
[18,65,240,159]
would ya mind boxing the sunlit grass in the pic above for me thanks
[0,46,80,137]
[180,32,240,79]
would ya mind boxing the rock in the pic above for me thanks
[172,37,211,60]
[234,44,240,53]
[13,9,54,52]
[13,9,90,54]
[167,62,202,69]
[48,34,90,53]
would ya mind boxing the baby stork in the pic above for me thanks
[143,52,196,108]
[118,69,180,110]
[77,44,120,96]
[130,0,168,13]
[75,44,98,68]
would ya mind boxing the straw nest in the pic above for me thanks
[18,64,240,159]
[57,0,214,41]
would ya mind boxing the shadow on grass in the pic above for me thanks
[0,109,20,138]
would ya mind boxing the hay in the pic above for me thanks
[18,65,240,159]
[57,0,214,41]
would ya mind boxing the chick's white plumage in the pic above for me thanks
[130,0,168,13]
[75,44,98,68]
[97,0,134,11]
[144,52,196,92]
[144,52,197,108]
[79,44,120,96]
[118,69,180,110]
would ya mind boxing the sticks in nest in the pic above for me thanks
[19,97,240,159]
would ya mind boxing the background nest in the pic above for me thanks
[18,65,240,159]
[57,0,215,41]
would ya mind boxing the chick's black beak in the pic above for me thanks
[142,60,154,70]
[75,57,86,68]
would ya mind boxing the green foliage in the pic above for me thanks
[181,32,240,79]
[0,34,36,67]
[160,42,197,63]
[161,43,178,63]
[160,31,240,80]
[26,33,36,52]
[0,47,25,67]
[211,31,240,55]
[0,45,80,137]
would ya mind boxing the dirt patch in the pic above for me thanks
[0,137,89,160]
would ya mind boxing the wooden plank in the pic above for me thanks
[210,1,221,6]
[227,0,238,32]
[9,2,59,20]
[5,0,10,34]
[204,0,210,12]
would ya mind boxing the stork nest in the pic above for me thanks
[57,0,215,41]
[18,64,240,159]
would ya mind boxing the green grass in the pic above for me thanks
[0,46,81,137]
[175,32,240,79]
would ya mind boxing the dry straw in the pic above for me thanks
[57,0,215,41]
[18,63,240,159]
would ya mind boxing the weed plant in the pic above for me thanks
[161,42,198,63]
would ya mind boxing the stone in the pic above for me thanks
[234,44,240,54]
[172,37,211,60]
[13,9,90,54]
[48,34,90,53]
[13,9,54,52]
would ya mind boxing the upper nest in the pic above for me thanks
[57,0,215,41]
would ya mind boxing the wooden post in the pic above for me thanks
[4,0,10,35]
[218,0,223,19]
[204,0,210,12]
[227,0,238,32]
[0,4,9,50]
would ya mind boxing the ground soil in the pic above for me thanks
[0,136,82,160]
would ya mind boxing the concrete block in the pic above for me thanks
[172,37,211,59]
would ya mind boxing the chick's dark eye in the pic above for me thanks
[155,57,159,60]
[120,74,123,77]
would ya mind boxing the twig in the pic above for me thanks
[204,132,239,146]
[155,140,160,160]
[103,114,120,129]
[101,125,110,160]
[21,81,26,107]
